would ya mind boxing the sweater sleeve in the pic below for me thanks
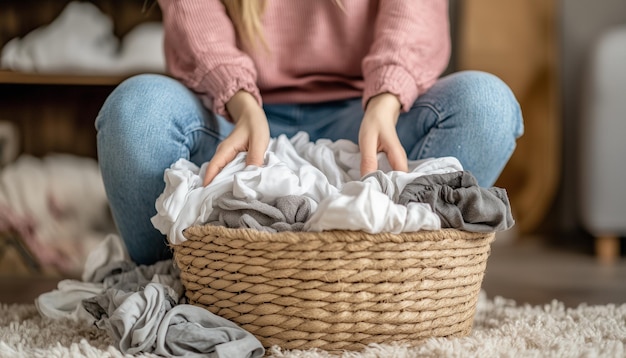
[158,0,261,118]
[362,0,451,112]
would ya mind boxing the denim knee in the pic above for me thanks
[95,74,187,133]
[407,70,524,186]
[448,70,524,140]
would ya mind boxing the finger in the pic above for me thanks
[245,136,268,167]
[385,143,408,173]
[203,161,224,187]
[203,146,237,186]
[359,135,379,177]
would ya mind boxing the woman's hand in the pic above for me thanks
[358,92,408,177]
[203,90,270,186]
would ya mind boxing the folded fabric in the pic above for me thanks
[115,22,165,74]
[0,1,165,74]
[1,2,118,73]
[398,171,515,232]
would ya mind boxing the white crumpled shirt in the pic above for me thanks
[151,132,463,244]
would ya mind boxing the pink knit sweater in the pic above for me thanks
[158,0,450,118]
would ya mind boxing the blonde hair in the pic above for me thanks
[221,0,268,51]
[221,0,345,51]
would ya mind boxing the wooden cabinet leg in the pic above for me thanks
[595,235,620,264]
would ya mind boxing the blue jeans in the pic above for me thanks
[95,71,523,264]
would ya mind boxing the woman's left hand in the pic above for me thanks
[358,93,408,177]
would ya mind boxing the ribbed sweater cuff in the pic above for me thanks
[363,65,419,112]
[199,65,262,120]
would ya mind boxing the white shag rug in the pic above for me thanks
[1,291,625,358]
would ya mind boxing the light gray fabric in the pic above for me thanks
[81,260,265,358]
[99,284,172,355]
[361,170,399,201]
[398,171,515,232]
[89,260,137,284]
[82,259,181,321]
[100,259,177,290]
[210,193,311,232]
[155,304,265,358]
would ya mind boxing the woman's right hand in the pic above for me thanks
[203,90,270,186]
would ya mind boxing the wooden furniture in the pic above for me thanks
[457,0,561,236]
[0,0,161,159]
[0,1,162,274]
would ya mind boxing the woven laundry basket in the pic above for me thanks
[173,225,495,351]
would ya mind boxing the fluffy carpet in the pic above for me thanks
[1,291,624,358]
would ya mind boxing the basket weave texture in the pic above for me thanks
[173,225,495,351]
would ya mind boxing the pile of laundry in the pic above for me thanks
[152,131,514,245]
[1,1,164,75]
[34,132,514,357]
[36,234,265,358]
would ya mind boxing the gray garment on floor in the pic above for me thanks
[82,259,183,331]
[398,171,515,232]
[81,260,265,358]
[88,260,137,284]
[210,192,311,232]
[155,304,265,358]
[101,259,178,291]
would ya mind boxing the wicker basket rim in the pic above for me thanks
[180,224,496,245]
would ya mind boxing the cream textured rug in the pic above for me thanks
[1,291,624,358]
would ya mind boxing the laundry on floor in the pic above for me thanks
[35,234,265,358]
[152,132,514,244]
[33,132,514,357]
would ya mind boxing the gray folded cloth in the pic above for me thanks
[398,171,515,232]
[210,192,311,232]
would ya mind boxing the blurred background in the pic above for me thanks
[0,0,625,303]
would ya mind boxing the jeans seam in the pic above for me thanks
[181,125,223,159]
[410,103,443,160]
